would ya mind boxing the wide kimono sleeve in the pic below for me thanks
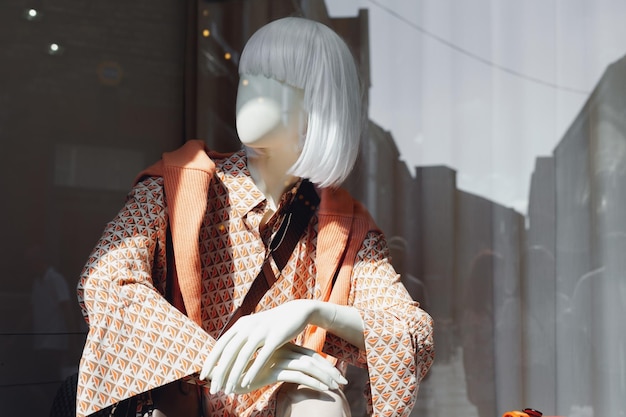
[322,231,435,417]
[75,177,214,417]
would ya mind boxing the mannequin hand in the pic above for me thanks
[210,342,347,394]
[200,300,323,394]
[238,343,347,393]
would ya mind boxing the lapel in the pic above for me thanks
[144,140,365,330]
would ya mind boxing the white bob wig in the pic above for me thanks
[239,17,362,188]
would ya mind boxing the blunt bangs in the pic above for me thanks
[239,17,362,188]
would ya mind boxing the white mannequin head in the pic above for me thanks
[238,17,362,188]
[236,74,305,150]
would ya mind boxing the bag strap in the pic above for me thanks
[217,179,320,338]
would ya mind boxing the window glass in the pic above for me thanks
[0,1,186,415]
[3,1,625,416]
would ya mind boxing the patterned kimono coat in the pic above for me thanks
[76,140,434,417]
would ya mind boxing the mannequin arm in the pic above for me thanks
[202,342,346,394]
[76,177,213,417]
[323,231,435,417]
[308,300,365,350]
[200,299,360,395]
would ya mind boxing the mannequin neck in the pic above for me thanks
[247,144,300,210]
[236,74,306,208]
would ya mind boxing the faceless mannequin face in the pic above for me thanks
[236,74,306,150]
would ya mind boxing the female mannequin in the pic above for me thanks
[75,17,433,417]
[198,74,363,408]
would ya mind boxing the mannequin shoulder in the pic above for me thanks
[318,186,376,225]
[160,141,245,175]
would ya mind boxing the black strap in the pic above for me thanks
[217,179,320,338]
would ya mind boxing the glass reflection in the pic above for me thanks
[2,0,625,416]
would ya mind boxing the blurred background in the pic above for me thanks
[1,0,625,416]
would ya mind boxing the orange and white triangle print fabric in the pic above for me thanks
[76,151,434,417]
[324,233,435,417]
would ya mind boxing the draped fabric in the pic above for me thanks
[76,141,434,417]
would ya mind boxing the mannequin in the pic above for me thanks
[200,73,363,397]
[75,17,434,417]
